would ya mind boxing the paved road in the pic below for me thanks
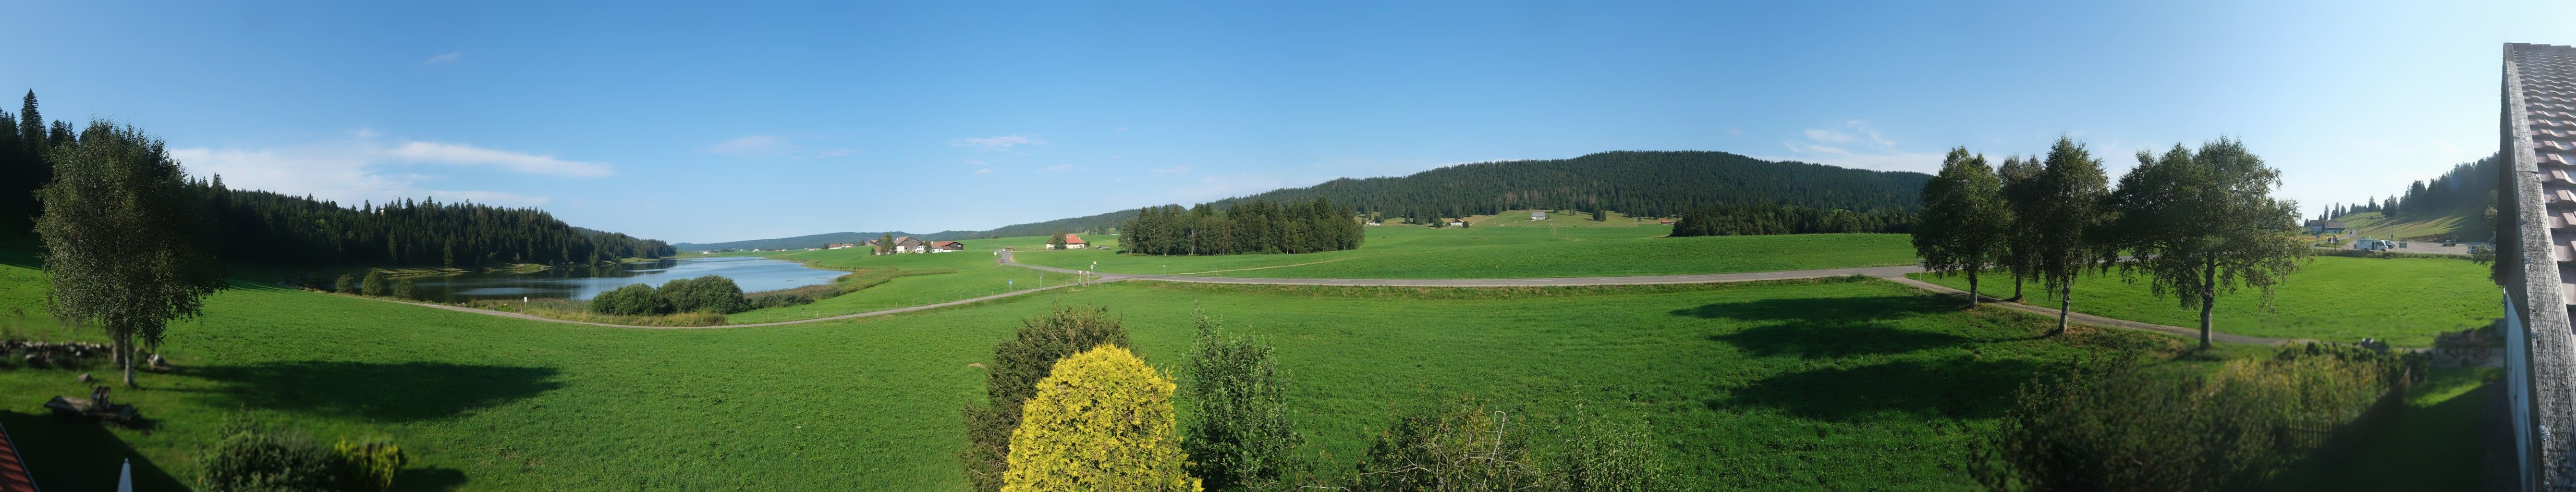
[356,250,2282,345]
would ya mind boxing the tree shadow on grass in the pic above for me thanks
[1720,356,2047,421]
[395,466,469,491]
[0,410,187,492]
[1711,324,1975,358]
[1669,295,1956,324]
[192,361,562,422]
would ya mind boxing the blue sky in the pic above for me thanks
[3,0,2570,243]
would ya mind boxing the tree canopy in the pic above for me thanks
[36,120,230,386]
[1120,198,1363,256]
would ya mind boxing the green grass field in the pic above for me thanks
[1905,256,2499,346]
[1015,227,1918,279]
[724,243,1087,324]
[1464,209,1659,227]
[2,245,2248,491]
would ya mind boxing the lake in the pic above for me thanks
[404,256,843,304]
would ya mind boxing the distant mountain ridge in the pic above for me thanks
[708,150,1934,246]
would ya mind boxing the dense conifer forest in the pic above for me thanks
[0,90,674,267]
[1668,203,1916,236]
[1117,198,1365,255]
[202,183,674,267]
[931,150,1931,240]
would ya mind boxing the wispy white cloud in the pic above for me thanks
[1763,120,1941,172]
[973,168,995,175]
[171,131,615,207]
[422,52,464,65]
[950,135,1047,150]
[705,135,788,155]
[386,141,614,177]
[702,135,860,159]
[1149,165,1191,175]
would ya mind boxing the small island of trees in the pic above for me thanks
[1117,198,1364,255]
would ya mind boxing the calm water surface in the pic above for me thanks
[407,256,841,303]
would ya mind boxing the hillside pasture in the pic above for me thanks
[2333,211,2481,242]
[0,250,2205,490]
[1015,227,1919,279]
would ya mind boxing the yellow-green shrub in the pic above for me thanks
[333,437,406,492]
[1001,344,1199,492]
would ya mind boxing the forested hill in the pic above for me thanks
[205,184,677,267]
[672,232,918,252]
[924,150,1931,239]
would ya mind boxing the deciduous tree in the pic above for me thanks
[1995,155,2045,301]
[2027,137,2113,335]
[1913,148,2010,307]
[2107,138,2308,348]
[36,121,228,386]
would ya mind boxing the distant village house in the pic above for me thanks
[828,243,856,249]
[1051,234,1089,250]
[2304,220,2348,234]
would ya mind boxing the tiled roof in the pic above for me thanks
[0,420,34,492]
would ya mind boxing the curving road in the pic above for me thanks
[354,249,2283,344]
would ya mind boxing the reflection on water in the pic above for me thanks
[406,257,841,303]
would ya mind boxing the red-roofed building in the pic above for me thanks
[1053,234,1088,250]
[0,420,36,492]
[929,241,966,252]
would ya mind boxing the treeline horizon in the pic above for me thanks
[0,90,676,267]
[1669,202,1916,236]
[1117,197,1364,255]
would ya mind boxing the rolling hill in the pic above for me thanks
[716,150,1934,245]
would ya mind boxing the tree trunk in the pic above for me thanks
[2054,283,2073,335]
[2199,256,2218,349]
[2012,277,2025,302]
[117,331,136,387]
[1967,269,1981,308]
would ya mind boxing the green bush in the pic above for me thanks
[1350,397,1547,492]
[1000,345,1198,492]
[200,414,338,492]
[1183,308,1302,490]
[660,275,748,313]
[392,279,419,300]
[334,437,407,492]
[1969,344,2418,491]
[360,271,389,296]
[334,274,356,294]
[589,283,672,316]
[963,305,1132,492]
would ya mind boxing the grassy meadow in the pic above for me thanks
[1906,255,2499,346]
[0,244,2260,491]
[1014,226,1919,279]
[724,243,1087,323]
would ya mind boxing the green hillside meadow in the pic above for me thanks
[3,248,2209,491]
